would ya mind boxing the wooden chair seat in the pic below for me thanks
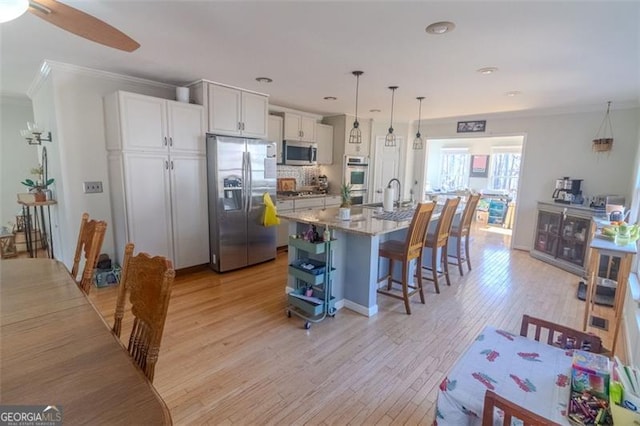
[378,240,407,260]
[421,197,460,293]
[520,314,603,353]
[113,243,175,382]
[377,202,435,314]
[482,390,559,426]
[448,193,481,276]
[71,212,107,294]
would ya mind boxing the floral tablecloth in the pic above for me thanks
[436,326,573,425]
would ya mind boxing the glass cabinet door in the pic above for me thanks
[535,211,561,256]
[557,214,590,266]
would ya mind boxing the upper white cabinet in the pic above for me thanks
[316,123,333,165]
[105,91,205,154]
[268,115,284,164]
[104,90,208,269]
[283,112,316,142]
[208,83,268,138]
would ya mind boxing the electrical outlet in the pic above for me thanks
[83,181,103,193]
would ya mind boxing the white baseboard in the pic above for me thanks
[343,299,378,317]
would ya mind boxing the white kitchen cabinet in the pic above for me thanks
[293,197,325,211]
[324,195,341,207]
[276,200,294,248]
[283,112,316,142]
[208,83,268,138]
[105,91,205,154]
[268,115,284,164]
[316,123,333,164]
[104,91,209,269]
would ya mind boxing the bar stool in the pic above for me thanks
[448,194,481,275]
[422,197,460,293]
[377,202,436,314]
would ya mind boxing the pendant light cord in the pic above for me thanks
[354,74,360,122]
[417,99,422,134]
[389,88,395,129]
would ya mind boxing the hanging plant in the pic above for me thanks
[593,101,614,153]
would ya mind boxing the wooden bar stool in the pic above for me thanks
[377,202,436,314]
[422,197,460,293]
[448,194,481,275]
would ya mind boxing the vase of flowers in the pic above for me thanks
[339,183,352,221]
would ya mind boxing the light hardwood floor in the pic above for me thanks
[89,224,587,425]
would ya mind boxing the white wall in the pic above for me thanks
[423,107,640,250]
[0,95,37,230]
[27,62,175,268]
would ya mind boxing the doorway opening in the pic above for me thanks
[423,135,525,238]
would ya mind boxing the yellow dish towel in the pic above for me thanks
[262,192,280,227]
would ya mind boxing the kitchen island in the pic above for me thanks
[279,205,447,316]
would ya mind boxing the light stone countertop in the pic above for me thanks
[278,206,446,237]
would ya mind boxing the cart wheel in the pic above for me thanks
[304,321,311,330]
[286,310,291,318]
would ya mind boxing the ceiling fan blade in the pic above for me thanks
[28,0,140,52]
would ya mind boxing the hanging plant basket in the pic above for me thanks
[592,101,614,153]
[592,138,613,152]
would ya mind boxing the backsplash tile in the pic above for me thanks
[277,165,320,186]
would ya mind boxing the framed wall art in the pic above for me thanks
[457,120,486,133]
[469,155,489,177]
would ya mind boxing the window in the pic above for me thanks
[490,149,521,192]
[441,149,469,190]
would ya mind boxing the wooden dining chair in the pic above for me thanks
[70,212,107,294]
[448,193,481,276]
[482,390,559,426]
[422,197,460,293]
[113,243,175,382]
[520,314,603,353]
[377,202,436,314]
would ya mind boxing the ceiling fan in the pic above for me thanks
[0,0,140,52]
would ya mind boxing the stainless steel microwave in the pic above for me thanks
[283,141,317,166]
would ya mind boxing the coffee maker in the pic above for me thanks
[552,177,583,204]
[317,175,329,194]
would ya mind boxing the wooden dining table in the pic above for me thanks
[0,259,172,425]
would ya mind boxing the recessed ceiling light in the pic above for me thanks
[255,77,273,83]
[323,96,337,101]
[477,67,498,75]
[369,109,381,113]
[425,21,456,35]
[505,91,522,97]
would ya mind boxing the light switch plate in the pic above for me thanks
[83,181,103,193]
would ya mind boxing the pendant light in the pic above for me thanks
[413,97,425,150]
[349,71,364,144]
[385,86,398,147]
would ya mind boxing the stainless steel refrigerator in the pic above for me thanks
[206,134,278,272]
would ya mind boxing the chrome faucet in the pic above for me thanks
[387,178,401,207]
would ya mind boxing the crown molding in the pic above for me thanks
[187,78,269,97]
[27,60,175,98]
